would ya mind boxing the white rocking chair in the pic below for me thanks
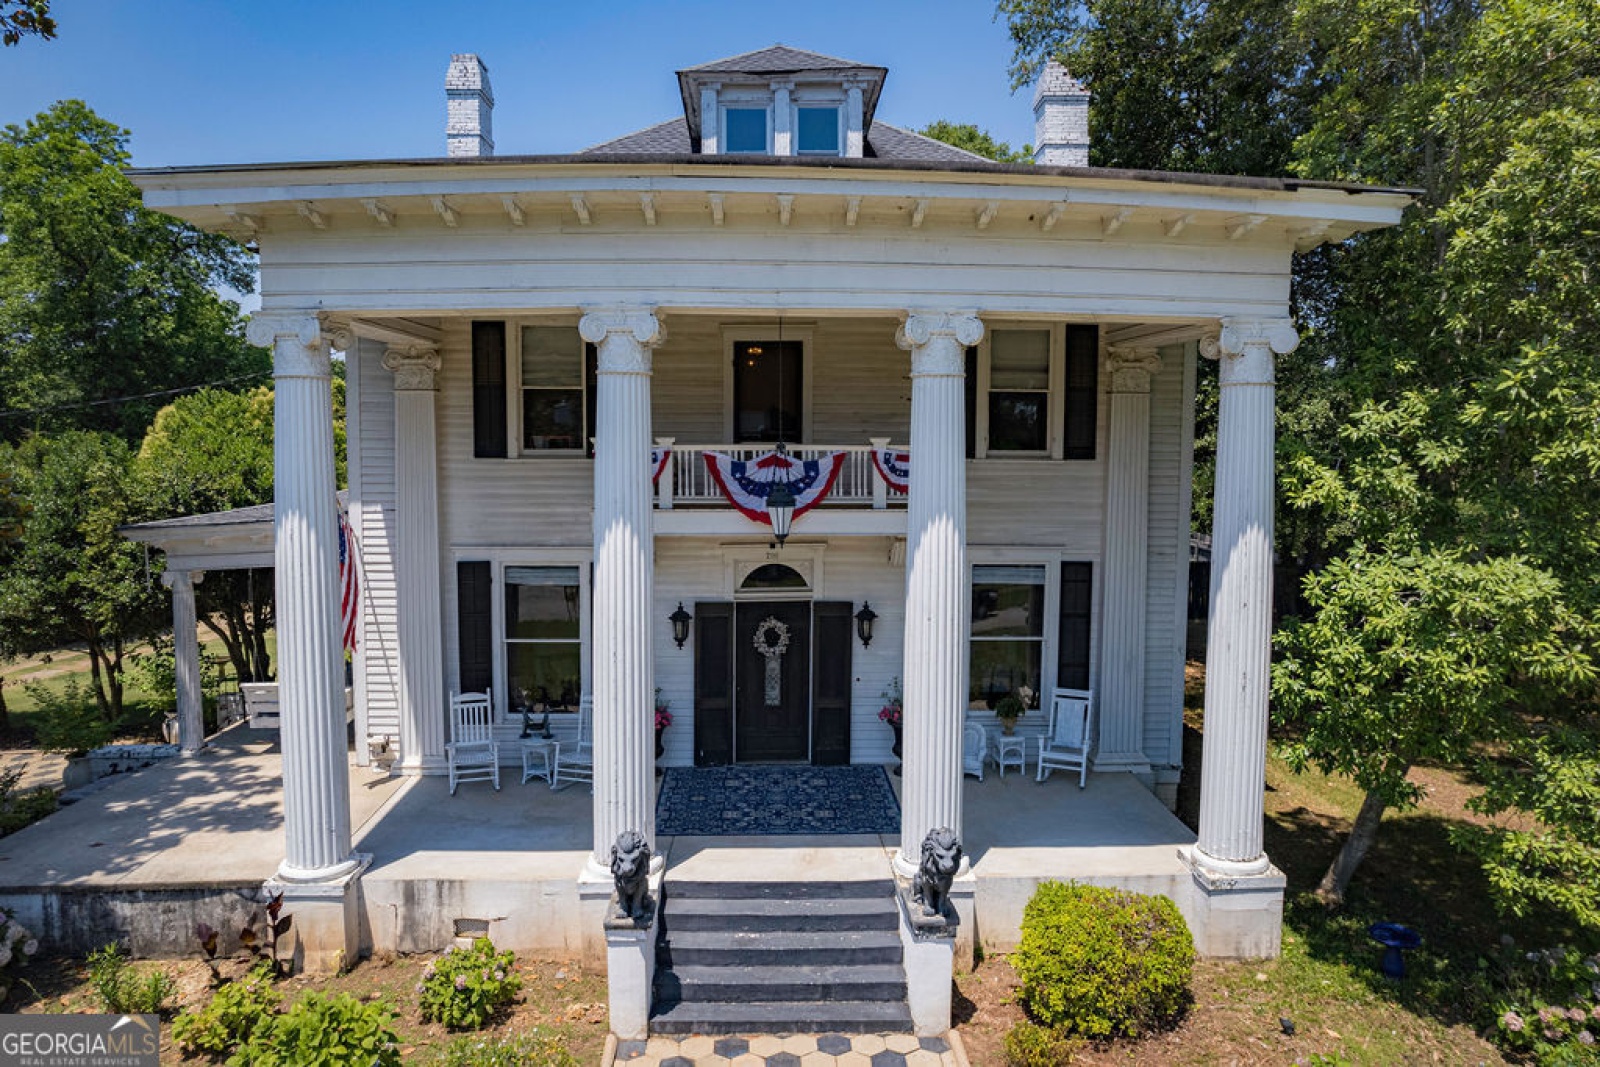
[447,691,499,795]
[1037,688,1094,788]
[962,722,988,781]
[551,701,594,791]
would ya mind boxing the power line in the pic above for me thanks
[0,369,274,420]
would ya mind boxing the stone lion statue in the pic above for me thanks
[913,826,962,919]
[610,830,652,921]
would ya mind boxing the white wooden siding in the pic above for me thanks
[350,338,401,746]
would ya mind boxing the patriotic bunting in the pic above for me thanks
[337,505,360,654]
[702,449,847,525]
[870,448,911,494]
[651,447,672,486]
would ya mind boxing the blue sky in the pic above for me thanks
[0,0,1038,167]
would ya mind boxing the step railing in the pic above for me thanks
[656,439,908,511]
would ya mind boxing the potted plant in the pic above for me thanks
[30,680,115,790]
[654,689,672,768]
[994,690,1027,736]
[878,678,903,775]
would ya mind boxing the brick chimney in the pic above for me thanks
[1032,59,1090,167]
[446,54,494,158]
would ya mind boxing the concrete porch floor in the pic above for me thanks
[0,730,1200,958]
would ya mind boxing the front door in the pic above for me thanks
[734,601,811,762]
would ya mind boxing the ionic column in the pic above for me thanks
[247,311,358,884]
[384,344,447,775]
[895,311,983,875]
[1095,347,1163,775]
[1192,318,1298,875]
[162,569,206,756]
[578,308,664,872]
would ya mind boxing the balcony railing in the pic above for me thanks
[655,441,908,510]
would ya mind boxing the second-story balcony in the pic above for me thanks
[654,441,908,511]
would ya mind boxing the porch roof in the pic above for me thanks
[118,491,348,571]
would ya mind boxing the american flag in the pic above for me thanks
[337,506,359,654]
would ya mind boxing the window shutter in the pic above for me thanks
[692,602,734,765]
[811,602,854,765]
[456,561,494,695]
[471,322,507,459]
[584,342,598,458]
[1063,325,1098,460]
[1057,562,1093,690]
[964,346,978,459]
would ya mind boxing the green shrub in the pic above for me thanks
[1483,941,1600,1065]
[30,680,114,756]
[172,963,279,1057]
[228,991,400,1067]
[1012,881,1194,1039]
[1003,1021,1080,1065]
[418,938,522,1030]
[0,768,55,836]
[86,942,174,1014]
[0,907,40,1005]
[434,1030,580,1067]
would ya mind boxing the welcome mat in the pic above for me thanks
[656,765,900,836]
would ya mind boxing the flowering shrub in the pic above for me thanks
[418,938,522,1030]
[229,990,399,1067]
[0,907,39,1004]
[655,688,672,729]
[878,677,903,727]
[172,962,279,1057]
[1485,940,1600,1064]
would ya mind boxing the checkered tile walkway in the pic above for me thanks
[609,1032,962,1066]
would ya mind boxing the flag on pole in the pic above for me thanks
[337,505,359,654]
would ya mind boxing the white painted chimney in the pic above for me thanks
[446,54,494,158]
[1032,59,1090,167]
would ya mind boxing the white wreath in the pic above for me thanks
[752,617,791,658]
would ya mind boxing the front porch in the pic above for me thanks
[0,728,1204,963]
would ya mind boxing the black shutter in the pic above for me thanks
[584,342,598,458]
[457,561,494,695]
[811,602,854,765]
[964,346,978,459]
[1063,325,1098,460]
[692,602,734,766]
[1057,562,1093,690]
[471,322,508,459]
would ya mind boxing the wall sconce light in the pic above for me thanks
[669,602,693,649]
[854,602,878,648]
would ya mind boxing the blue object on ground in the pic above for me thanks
[1368,922,1422,979]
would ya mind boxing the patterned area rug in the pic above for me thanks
[656,765,900,836]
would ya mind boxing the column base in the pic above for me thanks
[263,853,370,974]
[1091,750,1154,780]
[603,868,664,1041]
[1178,846,1285,959]
[397,754,449,777]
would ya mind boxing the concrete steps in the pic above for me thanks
[651,878,911,1035]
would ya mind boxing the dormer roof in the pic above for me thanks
[676,44,888,151]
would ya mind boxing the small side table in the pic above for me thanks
[994,734,1028,779]
[520,738,557,785]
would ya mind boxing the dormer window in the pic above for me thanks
[796,106,841,155]
[724,107,769,153]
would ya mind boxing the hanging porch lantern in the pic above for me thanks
[854,602,878,647]
[669,602,693,649]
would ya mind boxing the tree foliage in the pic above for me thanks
[0,101,266,444]
[918,121,1032,163]
[0,0,52,46]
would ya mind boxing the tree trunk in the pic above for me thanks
[201,614,248,683]
[1316,786,1394,907]
[84,637,112,718]
[249,570,273,681]
[107,633,125,720]
[0,676,9,734]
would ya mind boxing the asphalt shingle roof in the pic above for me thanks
[583,118,692,155]
[680,44,881,75]
[581,118,992,165]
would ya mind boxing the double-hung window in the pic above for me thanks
[796,106,841,155]
[503,566,583,715]
[970,564,1047,711]
[968,324,1100,459]
[987,329,1052,453]
[520,326,587,452]
[724,107,769,153]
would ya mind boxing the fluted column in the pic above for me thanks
[1095,347,1163,775]
[384,344,448,775]
[1192,319,1298,876]
[162,569,206,756]
[247,311,357,884]
[579,308,664,872]
[896,311,984,875]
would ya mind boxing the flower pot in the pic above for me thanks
[655,726,666,763]
[889,722,903,776]
[1000,716,1018,736]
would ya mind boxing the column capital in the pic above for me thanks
[382,344,443,391]
[247,311,330,378]
[1105,346,1163,393]
[897,312,983,375]
[1200,318,1298,386]
[160,569,205,589]
[579,309,666,372]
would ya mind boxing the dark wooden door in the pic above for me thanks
[692,602,734,765]
[735,601,811,762]
[811,602,853,765]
